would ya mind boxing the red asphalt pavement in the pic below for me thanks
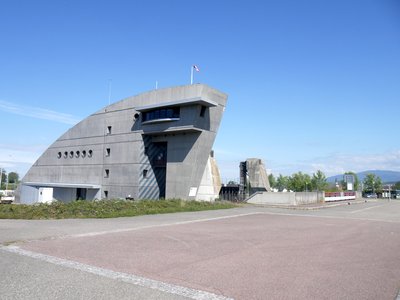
[21,213,400,299]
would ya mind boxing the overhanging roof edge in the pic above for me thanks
[135,97,217,112]
[22,182,101,189]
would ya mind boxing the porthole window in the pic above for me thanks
[57,152,62,159]
[69,151,74,158]
[88,150,93,158]
[64,151,68,158]
[82,150,86,158]
[75,150,80,158]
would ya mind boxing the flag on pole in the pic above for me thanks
[191,65,200,84]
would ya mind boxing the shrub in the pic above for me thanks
[0,199,237,219]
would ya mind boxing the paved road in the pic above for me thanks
[1,200,400,299]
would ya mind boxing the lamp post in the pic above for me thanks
[372,180,375,197]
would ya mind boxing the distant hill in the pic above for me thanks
[327,170,400,183]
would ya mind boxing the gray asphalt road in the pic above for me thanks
[1,200,400,299]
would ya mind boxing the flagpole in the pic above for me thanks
[190,66,193,85]
[108,79,112,105]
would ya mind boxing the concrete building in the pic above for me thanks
[245,158,271,194]
[18,84,227,203]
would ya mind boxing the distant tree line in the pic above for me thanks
[268,170,328,192]
[268,170,399,194]
[1,170,20,190]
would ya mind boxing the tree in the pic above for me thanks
[0,170,6,190]
[1,170,5,185]
[276,174,289,191]
[363,173,383,193]
[8,172,19,184]
[268,174,276,189]
[311,170,328,191]
[288,172,311,192]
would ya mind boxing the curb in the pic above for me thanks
[251,199,373,210]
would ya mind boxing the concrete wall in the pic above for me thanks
[247,192,297,205]
[19,185,39,204]
[247,191,324,205]
[19,84,227,203]
[294,192,324,204]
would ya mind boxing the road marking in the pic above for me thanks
[24,210,400,245]
[1,245,233,300]
[348,205,384,214]
[64,212,262,239]
[259,211,400,223]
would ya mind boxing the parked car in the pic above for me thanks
[365,193,377,198]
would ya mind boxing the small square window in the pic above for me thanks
[143,169,148,178]
[106,148,111,157]
[105,169,110,178]
[104,191,108,198]
[106,126,112,135]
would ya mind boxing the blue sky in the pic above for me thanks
[1,0,399,182]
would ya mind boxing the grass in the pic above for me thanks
[0,199,238,219]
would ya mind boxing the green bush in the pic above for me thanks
[0,199,237,219]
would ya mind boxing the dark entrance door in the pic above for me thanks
[76,188,87,200]
[151,142,167,199]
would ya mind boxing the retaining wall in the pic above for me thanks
[247,191,324,205]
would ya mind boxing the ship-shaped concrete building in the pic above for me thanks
[18,84,227,203]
